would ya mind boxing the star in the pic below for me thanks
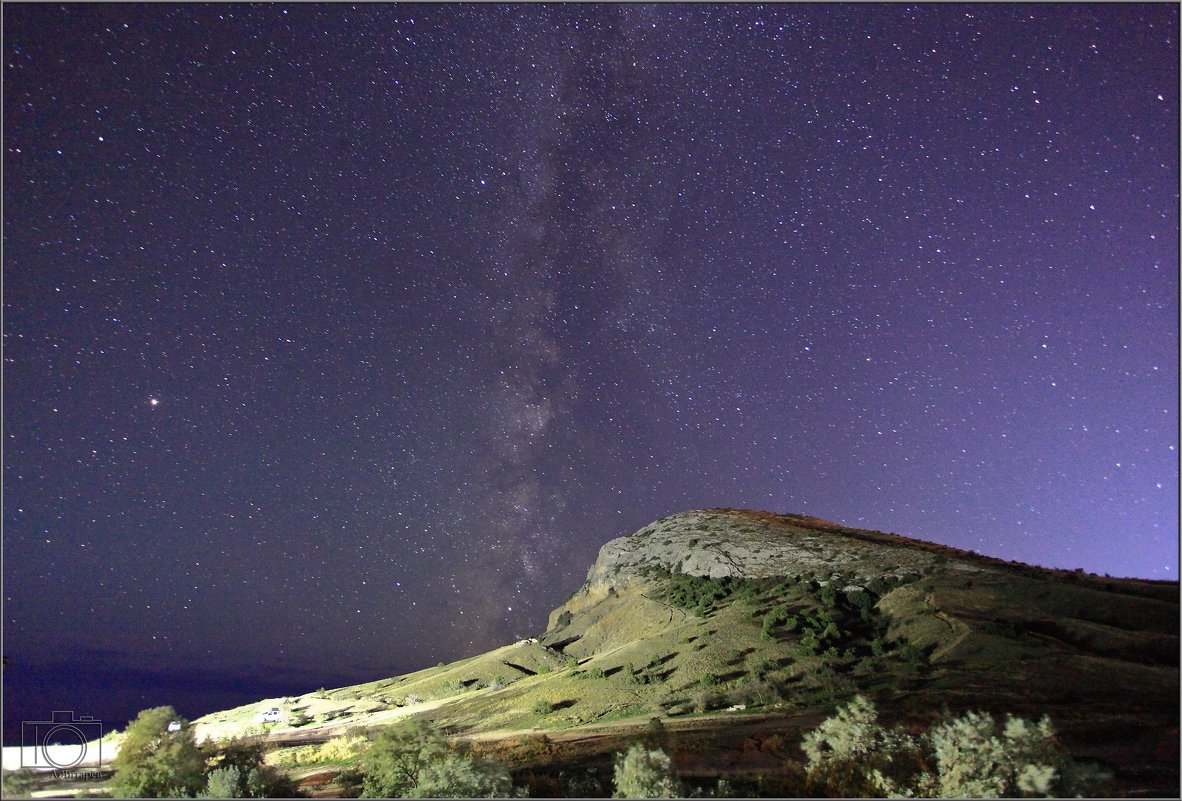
[1,2,1175,741]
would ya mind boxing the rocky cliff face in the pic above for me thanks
[549,508,986,628]
[587,508,979,586]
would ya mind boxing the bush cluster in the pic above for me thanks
[802,695,1108,798]
[110,707,207,798]
[623,656,665,686]
[726,678,781,708]
[110,706,297,799]
[358,719,513,798]
[660,573,737,616]
[270,735,366,769]
[612,744,682,798]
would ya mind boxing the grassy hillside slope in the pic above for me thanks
[182,509,1177,797]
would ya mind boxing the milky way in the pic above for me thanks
[3,3,1176,737]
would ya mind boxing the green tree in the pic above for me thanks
[927,710,1107,797]
[802,695,1107,798]
[360,720,448,798]
[801,695,922,796]
[203,738,299,798]
[359,720,514,798]
[410,752,512,798]
[612,744,681,798]
[111,706,206,798]
[199,766,245,798]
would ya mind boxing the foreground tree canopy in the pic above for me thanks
[802,695,1109,798]
[359,719,511,798]
[110,706,206,798]
[110,706,296,799]
[100,697,1111,799]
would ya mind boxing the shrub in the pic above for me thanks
[699,672,720,687]
[319,735,367,763]
[199,766,245,798]
[532,699,553,715]
[269,745,320,768]
[411,752,512,798]
[203,737,299,798]
[926,710,1108,797]
[360,720,448,798]
[820,584,840,608]
[612,744,682,798]
[729,678,779,708]
[359,719,514,798]
[336,768,365,797]
[898,642,926,665]
[110,706,206,798]
[556,610,573,629]
[754,658,778,680]
[562,767,607,796]
[623,661,662,686]
[845,588,872,609]
[2,769,40,798]
[691,690,722,713]
[802,695,1107,797]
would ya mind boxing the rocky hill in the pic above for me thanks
[558,509,978,614]
[182,508,1178,797]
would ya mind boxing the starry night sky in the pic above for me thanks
[3,3,1178,740]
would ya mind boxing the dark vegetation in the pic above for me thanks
[107,706,298,798]
[640,565,922,668]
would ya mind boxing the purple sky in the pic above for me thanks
[3,3,1177,740]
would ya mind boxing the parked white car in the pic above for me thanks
[167,720,182,732]
[257,707,282,723]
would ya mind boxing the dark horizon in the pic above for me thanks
[4,4,1177,742]
[1,655,357,747]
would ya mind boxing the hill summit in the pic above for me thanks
[562,508,986,611]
